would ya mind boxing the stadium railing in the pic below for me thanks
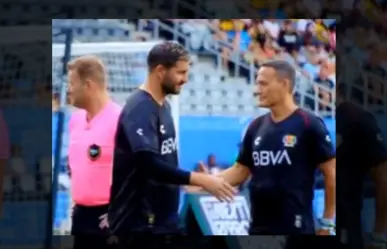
[134,19,335,117]
[341,51,386,112]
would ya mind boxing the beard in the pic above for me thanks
[161,75,179,95]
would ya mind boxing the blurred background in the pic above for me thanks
[51,18,337,235]
[0,4,384,244]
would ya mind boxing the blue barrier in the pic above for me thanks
[0,202,47,245]
[178,116,337,170]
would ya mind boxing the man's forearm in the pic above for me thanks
[217,163,250,186]
[136,151,191,185]
[323,172,336,219]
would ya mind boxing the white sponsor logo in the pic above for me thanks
[160,137,177,155]
[325,135,331,143]
[199,196,250,235]
[136,128,143,136]
[377,133,383,142]
[98,213,109,229]
[160,125,166,134]
[254,136,261,146]
[252,150,292,166]
[294,215,302,228]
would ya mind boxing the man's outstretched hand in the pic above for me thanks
[187,162,238,201]
[184,161,208,192]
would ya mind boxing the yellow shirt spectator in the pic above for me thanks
[315,21,329,43]
[219,20,234,31]
[219,20,245,32]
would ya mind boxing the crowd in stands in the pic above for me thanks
[138,19,336,112]
[139,16,387,113]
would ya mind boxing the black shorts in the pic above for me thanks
[71,204,117,249]
[249,220,315,235]
[284,236,337,249]
[118,234,185,249]
[118,233,221,249]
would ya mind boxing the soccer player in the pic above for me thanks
[67,55,122,249]
[107,42,235,248]
[203,60,336,235]
[336,84,387,249]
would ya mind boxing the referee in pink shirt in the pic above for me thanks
[67,55,121,249]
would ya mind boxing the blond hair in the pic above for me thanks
[67,55,106,84]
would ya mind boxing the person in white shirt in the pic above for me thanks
[263,20,280,39]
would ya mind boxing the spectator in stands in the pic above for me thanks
[52,92,60,112]
[328,23,336,51]
[314,19,329,43]
[220,19,251,69]
[180,20,212,51]
[196,154,223,175]
[263,19,280,39]
[301,22,319,48]
[302,52,322,80]
[296,19,313,34]
[314,62,335,111]
[277,20,300,56]
[247,20,267,45]
[244,20,267,64]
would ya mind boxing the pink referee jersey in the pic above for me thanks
[0,110,10,160]
[69,100,122,206]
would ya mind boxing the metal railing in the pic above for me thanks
[140,19,256,79]
[341,53,387,112]
[136,19,336,116]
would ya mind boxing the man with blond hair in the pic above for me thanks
[66,55,122,249]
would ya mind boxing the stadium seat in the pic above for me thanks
[3,176,13,194]
[9,157,26,175]
[39,157,52,176]
[43,176,51,194]
[19,175,36,193]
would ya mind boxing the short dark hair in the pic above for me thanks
[147,41,189,71]
[260,60,296,90]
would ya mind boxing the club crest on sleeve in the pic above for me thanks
[282,135,297,147]
[88,144,101,161]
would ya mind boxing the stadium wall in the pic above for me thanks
[178,116,336,171]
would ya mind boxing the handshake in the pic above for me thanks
[186,162,236,202]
